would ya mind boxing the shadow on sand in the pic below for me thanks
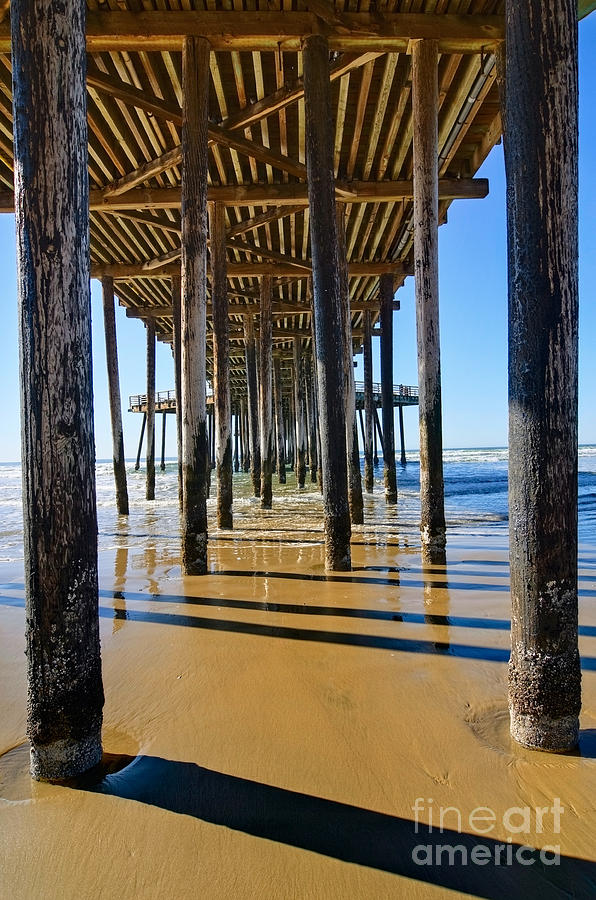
[76,754,596,899]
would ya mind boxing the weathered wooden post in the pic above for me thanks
[12,0,104,778]
[160,413,167,472]
[380,274,398,503]
[239,397,248,472]
[233,412,239,472]
[102,277,129,515]
[172,275,183,507]
[244,314,261,497]
[305,354,318,483]
[373,407,379,468]
[337,204,363,525]
[363,310,374,492]
[293,337,307,487]
[273,355,286,484]
[399,405,407,465]
[145,319,156,501]
[180,36,210,574]
[209,201,233,529]
[135,413,146,471]
[303,34,351,569]
[505,0,580,751]
[259,276,273,508]
[287,395,295,470]
[412,39,446,565]
[309,305,324,495]
[244,402,251,472]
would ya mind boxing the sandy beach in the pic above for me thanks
[1,476,595,899]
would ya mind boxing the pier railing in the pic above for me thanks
[354,382,419,405]
[129,383,418,413]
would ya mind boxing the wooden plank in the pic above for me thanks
[226,204,306,238]
[87,70,182,125]
[102,128,306,199]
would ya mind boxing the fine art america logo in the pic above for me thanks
[412,798,563,867]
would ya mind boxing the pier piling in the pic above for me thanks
[412,39,446,565]
[273,355,286,484]
[363,310,374,492]
[293,336,307,488]
[244,314,261,497]
[209,200,233,529]
[135,413,146,471]
[102,276,129,515]
[180,35,209,574]
[160,413,166,472]
[12,0,104,778]
[338,204,364,525]
[505,0,581,751]
[380,274,398,503]
[303,33,351,570]
[259,276,273,508]
[145,320,156,501]
[172,275,183,507]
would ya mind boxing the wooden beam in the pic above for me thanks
[102,125,306,198]
[87,70,182,125]
[226,205,306,238]
[0,12,505,53]
[0,179,488,213]
[222,51,383,131]
[91,260,407,279]
[95,209,182,235]
[123,298,400,318]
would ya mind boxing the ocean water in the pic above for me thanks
[1,446,595,566]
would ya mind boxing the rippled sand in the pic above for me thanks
[1,472,596,898]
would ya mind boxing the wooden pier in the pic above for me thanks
[5,0,589,774]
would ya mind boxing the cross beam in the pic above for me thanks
[0,177,488,213]
[92,261,406,279]
[0,13,505,54]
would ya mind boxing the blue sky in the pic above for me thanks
[0,19,595,461]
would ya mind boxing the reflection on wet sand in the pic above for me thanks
[1,479,596,899]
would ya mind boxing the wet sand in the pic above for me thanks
[1,483,596,899]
